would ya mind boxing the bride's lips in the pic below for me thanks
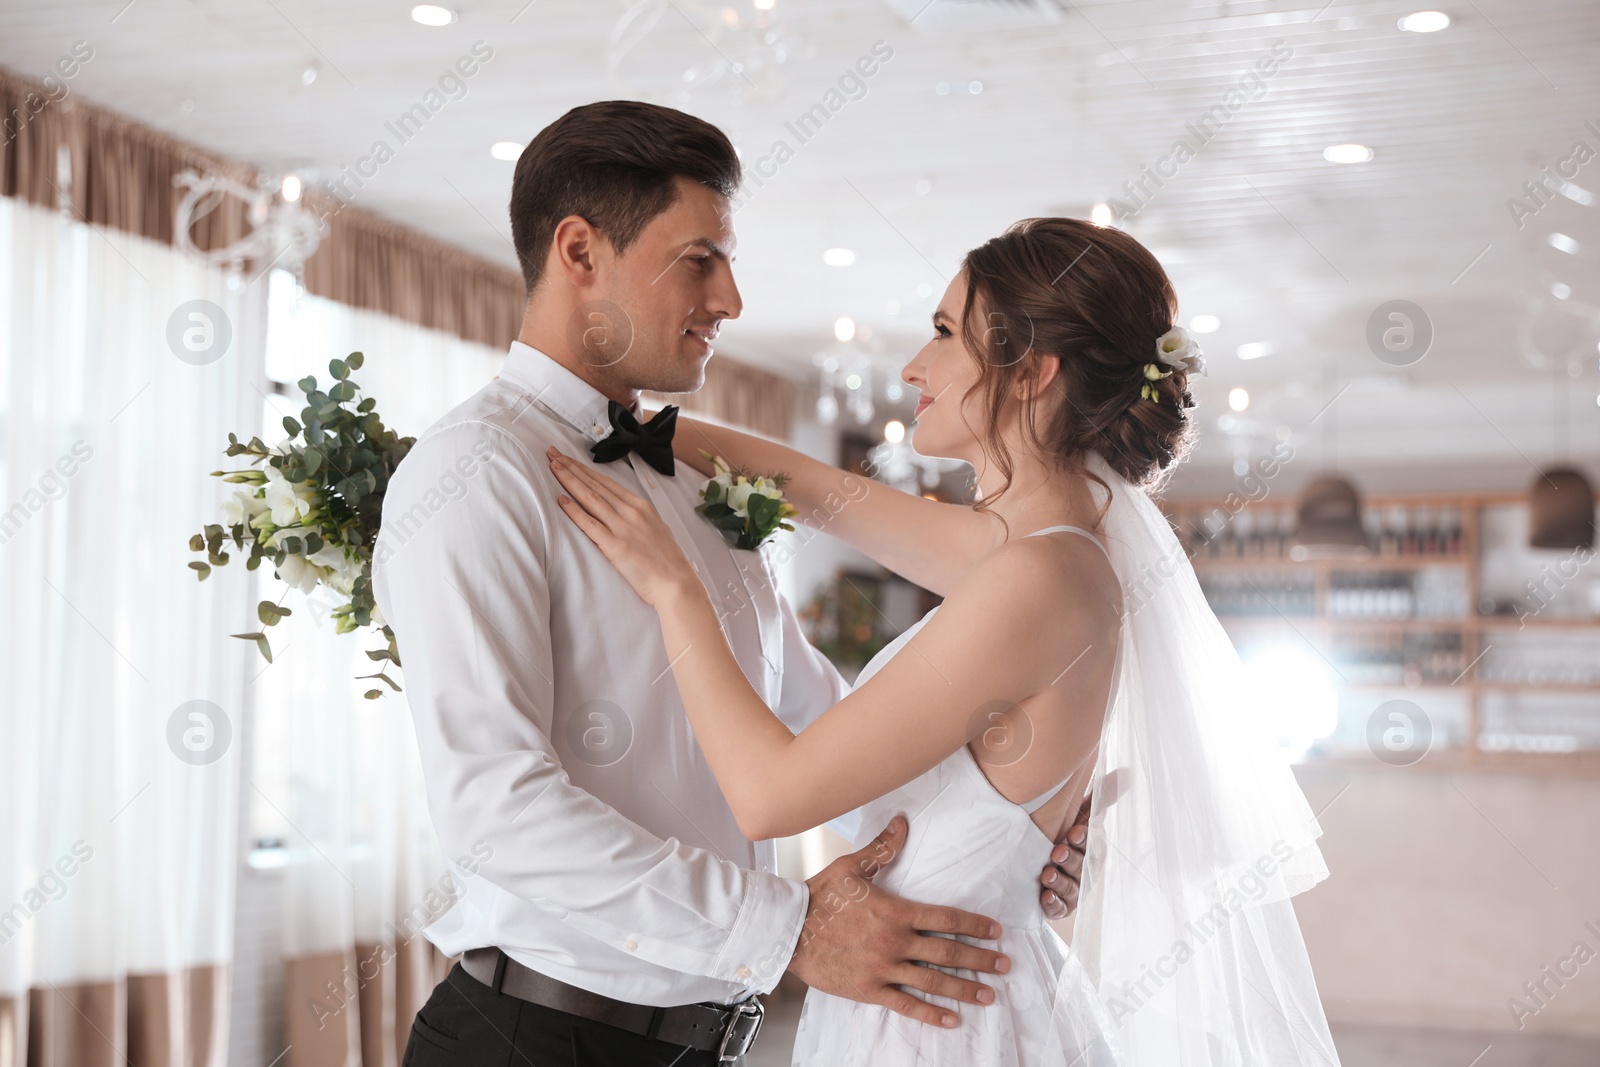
[913,394,934,418]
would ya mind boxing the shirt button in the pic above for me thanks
[624,939,638,951]
[735,965,752,981]
[646,475,659,489]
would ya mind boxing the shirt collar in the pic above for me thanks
[500,340,635,442]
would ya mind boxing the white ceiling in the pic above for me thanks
[2,0,1598,495]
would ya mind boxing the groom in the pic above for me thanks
[373,100,1087,1067]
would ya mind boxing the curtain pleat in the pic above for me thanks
[1,65,799,442]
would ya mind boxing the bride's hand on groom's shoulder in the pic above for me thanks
[787,816,1010,1030]
[546,447,699,607]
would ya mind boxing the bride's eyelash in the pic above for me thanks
[934,323,952,338]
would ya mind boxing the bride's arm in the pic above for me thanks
[548,446,1114,839]
[663,410,1001,597]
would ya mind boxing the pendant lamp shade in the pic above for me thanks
[1291,475,1370,561]
[1528,467,1596,550]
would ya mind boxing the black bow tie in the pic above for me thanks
[590,400,678,477]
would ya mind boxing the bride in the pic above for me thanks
[546,217,1340,1065]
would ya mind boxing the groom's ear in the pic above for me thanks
[548,214,608,290]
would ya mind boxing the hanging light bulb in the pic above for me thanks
[1528,468,1596,549]
[1291,477,1371,561]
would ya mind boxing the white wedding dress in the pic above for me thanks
[789,525,1122,1067]
[788,450,1342,1066]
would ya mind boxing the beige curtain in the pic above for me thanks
[647,357,796,442]
[2,64,796,441]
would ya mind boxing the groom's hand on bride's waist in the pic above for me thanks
[786,815,1009,1029]
[1040,793,1091,921]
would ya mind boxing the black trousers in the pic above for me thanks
[401,962,743,1067]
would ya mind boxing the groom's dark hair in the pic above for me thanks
[509,100,741,293]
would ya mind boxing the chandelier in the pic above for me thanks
[172,169,324,284]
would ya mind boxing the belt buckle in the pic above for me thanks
[716,997,764,1063]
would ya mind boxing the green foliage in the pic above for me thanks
[187,352,415,694]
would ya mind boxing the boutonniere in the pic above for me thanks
[695,450,798,550]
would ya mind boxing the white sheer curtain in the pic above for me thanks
[247,272,505,1067]
[0,196,259,1066]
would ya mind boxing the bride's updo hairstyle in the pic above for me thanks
[957,217,1196,507]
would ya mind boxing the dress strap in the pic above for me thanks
[1009,524,1109,817]
[1018,772,1077,815]
[1022,524,1110,561]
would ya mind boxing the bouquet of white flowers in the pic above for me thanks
[187,351,414,697]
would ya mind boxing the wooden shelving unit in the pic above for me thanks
[1163,490,1600,770]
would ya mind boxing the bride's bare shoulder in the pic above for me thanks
[931,531,1122,654]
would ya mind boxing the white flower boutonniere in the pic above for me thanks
[695,451,798,551]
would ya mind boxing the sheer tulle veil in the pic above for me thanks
[1050,450,1341,1066]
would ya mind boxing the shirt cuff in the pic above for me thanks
[717,870,809,998]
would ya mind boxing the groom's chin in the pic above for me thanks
[647,361,709,395]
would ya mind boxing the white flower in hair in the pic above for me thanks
[1155,325,1206,377]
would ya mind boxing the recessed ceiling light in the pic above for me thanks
[754,0,776,9]
[1228,388,1250,412]
[1558,181,1595,206]
[1090,202,1113,226]
[1324,144,1375,164]
[300,63,319,86]
[1190,314,1220,334]
[1398,10,1450,32]
[835,316,856,342]
[823,247,856,266]
[279,174,302,202]
[1237,341,1272,360]
[490,141,524,161]
[411,5,457,26]
[1552,282,1572,300]
[914,178,932,195]
[968,80,983,94]
[884,420,906,444]
[1548,232,1580,255]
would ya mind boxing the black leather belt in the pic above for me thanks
[460,947,764,1063]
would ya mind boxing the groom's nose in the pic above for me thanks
[705,264,742,322]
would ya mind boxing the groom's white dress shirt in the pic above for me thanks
[371,341,851,1008]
